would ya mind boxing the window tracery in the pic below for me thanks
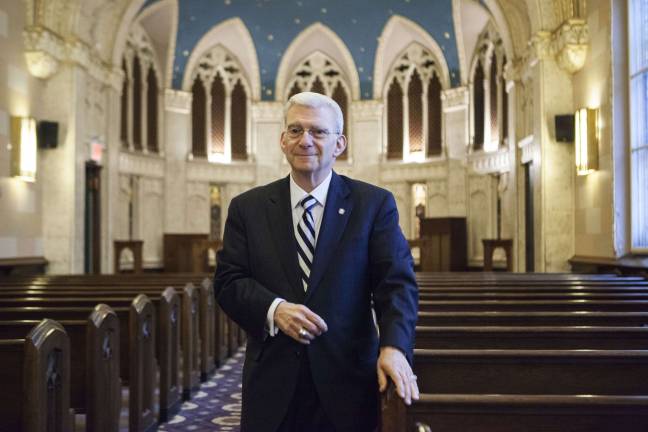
[119,26,161,154]
[470,24,507,153]
[190,45,250,162]
[384,43,445,161]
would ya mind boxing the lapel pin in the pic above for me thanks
[338,208,345,215]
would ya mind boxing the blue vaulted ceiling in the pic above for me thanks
[141,0,461,100]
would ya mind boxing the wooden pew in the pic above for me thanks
[381,388,648,432]
[199,279,216,380]
[419,292,648,300]
[0,297,158,432]
[416,279,648,287]
[0,305,120,432]
[0,274,212,289]
[418,299,648,312]
[417,311,648,327]
[182,283,201,400]
[0,282,217,374]
[414,272,644,281]
[159,287,182,422]
[129,294,156,432]
[413,348,648,395]
[0,319,72,432]
[0,282,227,378]
[415,325,648,350]
[383,348,648,432]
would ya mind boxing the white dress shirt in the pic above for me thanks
[265,171,333,336]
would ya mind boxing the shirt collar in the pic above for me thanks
[289,171,333,209]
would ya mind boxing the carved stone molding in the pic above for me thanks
[185,159,256,184]
[140,176,163,196]
[164,89,192,114]
[442,87,469,112]
[379,160,448,183]
[119,151,165,178]
[427,179,447,196]
[551,19,589,74]
[23,26,121,89]
[24,50,59,79]
[518,134,534,164]
[510,18,589,81]
[350,100,383,120]
[186,181,208,198]
[469,147,511,174]
[23,27,65,79]
[251,102,283,122]
[468,174,490,195]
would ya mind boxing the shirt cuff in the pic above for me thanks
[266,298,285,336]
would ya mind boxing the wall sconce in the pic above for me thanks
[10,117,38,182]
[574,108,599,175]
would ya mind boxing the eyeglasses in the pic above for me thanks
[285,126,339,140]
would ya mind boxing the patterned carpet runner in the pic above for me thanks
[158,348,244,432]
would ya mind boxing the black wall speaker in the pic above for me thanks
[37,121,59,149]
[555,114,574,142]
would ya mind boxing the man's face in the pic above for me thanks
[280,105,346,179]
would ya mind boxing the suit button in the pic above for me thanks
[295,349,301,357]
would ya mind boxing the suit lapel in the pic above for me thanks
[266,176,304,301]
[305,172,352,302]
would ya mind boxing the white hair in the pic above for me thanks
[284,92,344,133]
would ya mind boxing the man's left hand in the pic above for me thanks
[377,346,420,405]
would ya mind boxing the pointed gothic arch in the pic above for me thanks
[188,45,252,162]
[383,42,448,161]
[276,22,360,101]
[182,18,260,100]
[469,22,507,153]
[374,15,451,99]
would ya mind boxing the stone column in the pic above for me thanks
[442,87,469,217]
[529,33,576,271]
[102,70,124,273]
[349,100,383,184]
[163,89,192,233]
[39,65,87,273]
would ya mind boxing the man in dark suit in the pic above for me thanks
[214,92,419,432]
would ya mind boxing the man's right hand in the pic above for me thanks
[274,302,328,344]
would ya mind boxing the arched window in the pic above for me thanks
[427,72,442,156]
[472,61,485,152]
[210,73,225,156]
[132,55,143,151]
[120,26,162,154]
[408,69,423,155]
[230,79,247,160]
[146,66,158,153]
[331,82,348,138]
[471,25,506,153]
[384,43,445,161]
[191,76,207,158]
[501,56,508,148]
[120,59,129,149]
[387,77,404,160]
[284,52,351,160]
[489,53,499,146]
[189,45,251,162]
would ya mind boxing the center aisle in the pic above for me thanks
[158,348,245,432]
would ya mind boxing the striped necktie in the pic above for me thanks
[296,195,318,291]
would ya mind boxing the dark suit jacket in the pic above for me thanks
[214,172,418,432]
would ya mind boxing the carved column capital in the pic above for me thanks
[441,86,469,112]
[164,89,192,114]
[551,19,589,74]
[23,26,64,79]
